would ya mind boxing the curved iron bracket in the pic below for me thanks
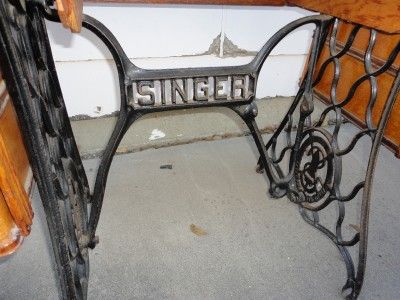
[66,12,333,242]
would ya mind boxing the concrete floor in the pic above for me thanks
[1,127,400,299]
[70,97,329,159]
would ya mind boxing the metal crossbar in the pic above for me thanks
[0,1,399,299]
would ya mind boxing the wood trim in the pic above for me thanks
[69,1,400,35]
[0,190,23,257]
[84,0,286,5]
[56,0,83,32]
[327,41,399,77]
[314,91,400,158]
[311,21,400,158]
[287,0,400,34]
[0,133,32,236]
[0,73,33,241]
[0,71,32,257]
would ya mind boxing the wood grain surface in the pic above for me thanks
[0,190,23,257]
[288,0,400,34]
[0,73,33,257]
[56,0,83,32]
[313,21,400,157]
[84,0,286,5]
[57,1,400,34]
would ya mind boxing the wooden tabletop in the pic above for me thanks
[85,0,285,4]
[287,0,400,34]
[57,0,400,34]
[56,0,83,32]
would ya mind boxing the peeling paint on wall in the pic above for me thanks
[204,33,257,57]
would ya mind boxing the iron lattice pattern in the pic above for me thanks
[0,0,399,298]
[262,19,400,299]
[0,1,90,299]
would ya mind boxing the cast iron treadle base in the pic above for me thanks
[1,1,399,299]
[0,1,90,299]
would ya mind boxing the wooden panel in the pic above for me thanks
[66,0,286,31]
[0,93,31,187]
[56,0,83,32]
[288,0,400,34]
[84,0,286,5]
[64,1,399,34]
[313,22,400,157]
[0,190,22,257]
[83,0,400,34]
[0,73,33,257]
[0,131,32,235]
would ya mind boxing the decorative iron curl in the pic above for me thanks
[262,18,400,299]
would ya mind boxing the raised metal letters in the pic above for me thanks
[128,75,256,108]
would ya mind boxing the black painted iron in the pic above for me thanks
[265,20,400,299]
[1,1,399,299]
[0,1,90,299]
[76,12,333,244]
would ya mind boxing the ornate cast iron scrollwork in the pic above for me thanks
[261,19,400,299]
[1,0,399,299]
[292,128,337,204]
[0,1,90,299]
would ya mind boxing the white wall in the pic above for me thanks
[46,4,315,117]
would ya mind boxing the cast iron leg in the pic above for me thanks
[232,103,288,198]
[264,19,400,299]
[88,110,142,244]
[0,2,90,299]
